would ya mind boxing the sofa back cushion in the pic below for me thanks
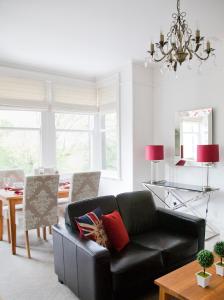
[65,195,118,231]
[116,191,157,236]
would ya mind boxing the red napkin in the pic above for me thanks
[63,185,70,189]
[176,159,186,166]
[10,187,23,192]
[4,187,23,192]
[59,181,70,186]
[59,181,70,189]
[14,190,23,195]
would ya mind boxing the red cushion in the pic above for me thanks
[102,210,130,252]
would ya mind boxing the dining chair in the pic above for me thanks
[34,167,57,175]
[69,171,101,202]
[23,174,59,258]
[0,169,24,243]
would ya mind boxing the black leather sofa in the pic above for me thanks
[53,191,205,300]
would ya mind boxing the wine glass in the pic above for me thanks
[39,168,44,175]
[3,177,11,189]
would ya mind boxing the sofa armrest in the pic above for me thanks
[53,224,112,300]
[53,223,110,258]
[157,208,205,251]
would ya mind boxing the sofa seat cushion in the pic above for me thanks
[110,242,163,292]
[132,229,198,268]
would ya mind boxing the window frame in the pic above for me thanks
[54,111,96,174]
[99,111,120,179]
[97,74,121,180]
[0,108,42,174]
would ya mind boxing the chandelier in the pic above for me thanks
[146,0,215,72]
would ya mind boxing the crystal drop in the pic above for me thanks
[187,60,192,70]
[144,60,148,68]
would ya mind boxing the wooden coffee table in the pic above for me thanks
[155,258,224,300]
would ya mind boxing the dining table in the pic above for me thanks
[0,187,69,255]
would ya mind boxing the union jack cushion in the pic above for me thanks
[75,207,109,248]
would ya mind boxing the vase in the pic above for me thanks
[195,271,212,288]
[215,262,224,276]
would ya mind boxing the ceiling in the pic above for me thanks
[0,0,223,80]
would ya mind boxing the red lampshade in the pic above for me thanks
[197,144,219,163]
[145,145,164,161]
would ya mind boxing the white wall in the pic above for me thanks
[99,61,153,195]
[132,62,153,190]
[152,41,224,234]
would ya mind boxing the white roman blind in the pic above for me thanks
[0,75,47,109]
[52,82,97,112]
[97,74,119,112]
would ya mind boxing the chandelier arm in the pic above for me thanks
[153,48,174,62]
[194,43,202,53]
[153,54,169,63]
[194,52,210,61]
[186,47,193,60]
[159,46,170,57]
[187,34,192,45]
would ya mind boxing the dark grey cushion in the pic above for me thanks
[65,195,118,231]
[157,207,205,251]
[116,191,157,236]
[110,242,163,292]
[132,229,198,267]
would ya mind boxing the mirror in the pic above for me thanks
[175,108,213,167]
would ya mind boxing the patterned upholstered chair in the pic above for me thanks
[69,171,101,203]
[23,175,59,258]
[0,169,24,242]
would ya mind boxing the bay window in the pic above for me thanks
[0,67,120,177]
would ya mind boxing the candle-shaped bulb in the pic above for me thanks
[196,29,200,43]
[196,29,200,38]
[207,40,211,51]
[150,42,155,53]
[160,32,164,43]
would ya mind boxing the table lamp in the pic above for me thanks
[145,145,164,183]
[197,144,219,191]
